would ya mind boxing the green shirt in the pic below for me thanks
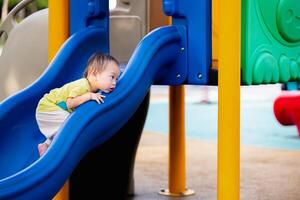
[36,78,90,113]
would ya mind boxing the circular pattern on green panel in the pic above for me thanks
[257,0,300,45]
[297,55,300,78]
[257,0,279,42]
[289,59,298,79]
[276,0,300,43]
[278,54,291,82]
[253,52,278,84]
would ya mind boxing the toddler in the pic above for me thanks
[36,52,120,156]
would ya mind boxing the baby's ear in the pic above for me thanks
[92,69,98,75]
[91,70,99,77]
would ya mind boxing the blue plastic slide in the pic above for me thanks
[0,25,184,199]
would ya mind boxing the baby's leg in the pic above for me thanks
[38,142,48,156]
[38,136,53,156]
[36,111,70,156]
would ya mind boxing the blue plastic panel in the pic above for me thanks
[163,0,212,85]
[70,0,109,35]
[153,25,188,85]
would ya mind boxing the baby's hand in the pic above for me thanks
[89,92,106,104]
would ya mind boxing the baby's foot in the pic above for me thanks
[38,143,48,156]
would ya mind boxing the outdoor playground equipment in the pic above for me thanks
[0,0,148,101]
[274,93,300,137]
[0,0,48,100]
[0,0,299,200]
[271,0,300,138]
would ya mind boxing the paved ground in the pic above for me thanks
[125,85,300,199]
[129,132,300,200]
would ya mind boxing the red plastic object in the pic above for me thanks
[274,93,300,137]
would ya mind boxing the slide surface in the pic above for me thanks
[0,25,184,199]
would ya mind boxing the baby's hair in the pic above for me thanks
[83,52,119,78]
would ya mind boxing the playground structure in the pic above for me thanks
[0,0,48,100]
[0,0,299,199]
[0,0,149,100]
[274,93,300,137]
[271,0,300,138]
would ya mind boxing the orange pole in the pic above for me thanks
[49,0,69,199]
[212,0,219,69]
[160,86,194,196]
[168,85,188,194]
[48,0,69,62]
[159,17,194,197]
[53,182,69,200]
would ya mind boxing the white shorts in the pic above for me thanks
[36,110,70,145]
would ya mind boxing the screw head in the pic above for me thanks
[197,73,202,79]
[181,47,185,51]
[176,74,181,78]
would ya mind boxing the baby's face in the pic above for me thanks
[94,62,120,93]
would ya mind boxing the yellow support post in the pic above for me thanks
[160,86,194,196]
[49,0,69,200]
[160,14,194,197]
[217,0,241,199]
[212,0,219,69]
[168,85,186,194]
[53,182,69,200]
[159,16,193,197]
[48,0,69,62]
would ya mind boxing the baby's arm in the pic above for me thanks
[66,92,105,109]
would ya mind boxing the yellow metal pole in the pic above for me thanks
[168,85,185,192]
[212,0,219,69]
[217,0,240,199]
[160,86,194,196]
[49,0,69,200]
[53,182,69,200]
[48,0,69,62]
[159,17,194,197]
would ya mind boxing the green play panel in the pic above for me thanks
[242,0,300,85]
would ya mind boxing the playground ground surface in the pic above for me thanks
[130,131,300,200]
[128,85,300,200]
